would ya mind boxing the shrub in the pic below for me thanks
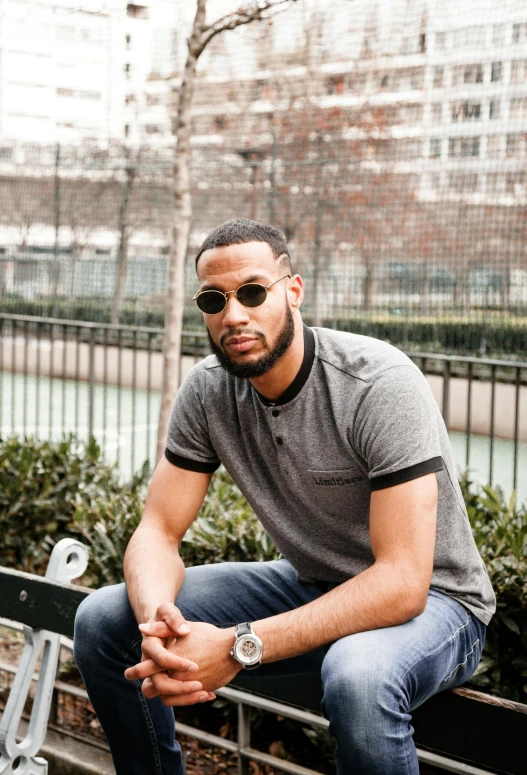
[1,436,526,701]
[0,436,121,574]
[461,474,527,701]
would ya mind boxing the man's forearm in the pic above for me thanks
[253,561,426,664]
[124,524,185,624]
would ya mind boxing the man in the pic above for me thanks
[74,218,495,775]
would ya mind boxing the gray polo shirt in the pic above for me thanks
[166,326,496,626]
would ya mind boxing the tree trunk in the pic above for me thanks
[69,241,79,301]
[363,258,375,311]
[502,262,511,312]
[311,195,324,327]
[111,163,135,325]
[156,0,206,464]
[419,262,430,316]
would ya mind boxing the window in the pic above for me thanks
[126,4,148,19]
[511,60,527,84]
[452,64,484,86]
[452,26,486,49]
[491,62,502,82]
[326,75,344,95]
[506,134,527,158]
[124,63,131,78]
[431,103,442,123]
[489,99,500,119]
[428,172,441,189]
[449,136,480,157]
[0,147,13,161]
[79,90,101,100]
[505,173,526,195]
[396,139,422,160]
[125,34,131,50]
[214,116,228,131]
[451,100,481,122]
[57,88,75,97]
[57,25,75,41]
[399,104,422,123]
[492,24,506,46]
[486,135,502,157]
[429,138,442,158]
[145,124,162,134]
[512,23,527,44]
[146,94,162,106]
[447,172,479,192]
[435,31,447,50]
[486,173,505,194]
[433,66,444,88]
[510,97,527,120]
[124,124,130,137]
[125,94,136,105]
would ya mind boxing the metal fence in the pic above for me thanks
[0,620,493,775]
[0,312,525,500]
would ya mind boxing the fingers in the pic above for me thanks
[124,659,166,681]
[141,674,215,706]
[160,691,216,707]
[141,635,198,673]
[139,621,178,639]
[142,673,204,699]
[148,603,192,637]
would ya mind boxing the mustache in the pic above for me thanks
[219,328,265,348]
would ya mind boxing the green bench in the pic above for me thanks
[0,540,525,775]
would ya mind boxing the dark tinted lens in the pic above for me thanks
[237,284,267,308]
[196,291,226,314]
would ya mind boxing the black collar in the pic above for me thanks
[256,325,315,407]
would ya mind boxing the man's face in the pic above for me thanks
[196,241,297,379]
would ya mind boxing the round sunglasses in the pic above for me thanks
[192,274,291,315]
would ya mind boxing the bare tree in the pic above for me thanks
[111,149,137,325]
[156,0,298,463]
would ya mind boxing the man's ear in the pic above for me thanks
[289,274,304,309]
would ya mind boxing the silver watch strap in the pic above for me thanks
[236,622,252,637]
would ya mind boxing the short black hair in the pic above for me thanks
[195,218,292,273]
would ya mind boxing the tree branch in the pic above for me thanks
[197,0,296,53]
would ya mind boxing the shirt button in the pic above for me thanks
[276,437,283,445]
[272,409,280,417]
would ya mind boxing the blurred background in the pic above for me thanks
[1,0,526,348]
[0,0,525,493]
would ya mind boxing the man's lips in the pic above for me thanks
[224,337,258,353]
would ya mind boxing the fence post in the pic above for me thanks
[442,359,451,427]
[237,702,251,775]
[88,328,95,439]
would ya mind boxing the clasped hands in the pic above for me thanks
[123,603,241,707]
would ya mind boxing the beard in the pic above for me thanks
[207,303,295,379]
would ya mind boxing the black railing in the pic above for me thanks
[0,313,525,499]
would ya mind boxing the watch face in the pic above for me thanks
[235,635,262,665]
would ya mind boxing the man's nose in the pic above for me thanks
[221,294,251,327]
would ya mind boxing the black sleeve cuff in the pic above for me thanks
[165,447,220,474]
[370,456,444,491]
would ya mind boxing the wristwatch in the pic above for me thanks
[230,622,263,670]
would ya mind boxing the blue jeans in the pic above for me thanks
[73,558,486,775]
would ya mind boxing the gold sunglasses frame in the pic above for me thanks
[192,273,291,314]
